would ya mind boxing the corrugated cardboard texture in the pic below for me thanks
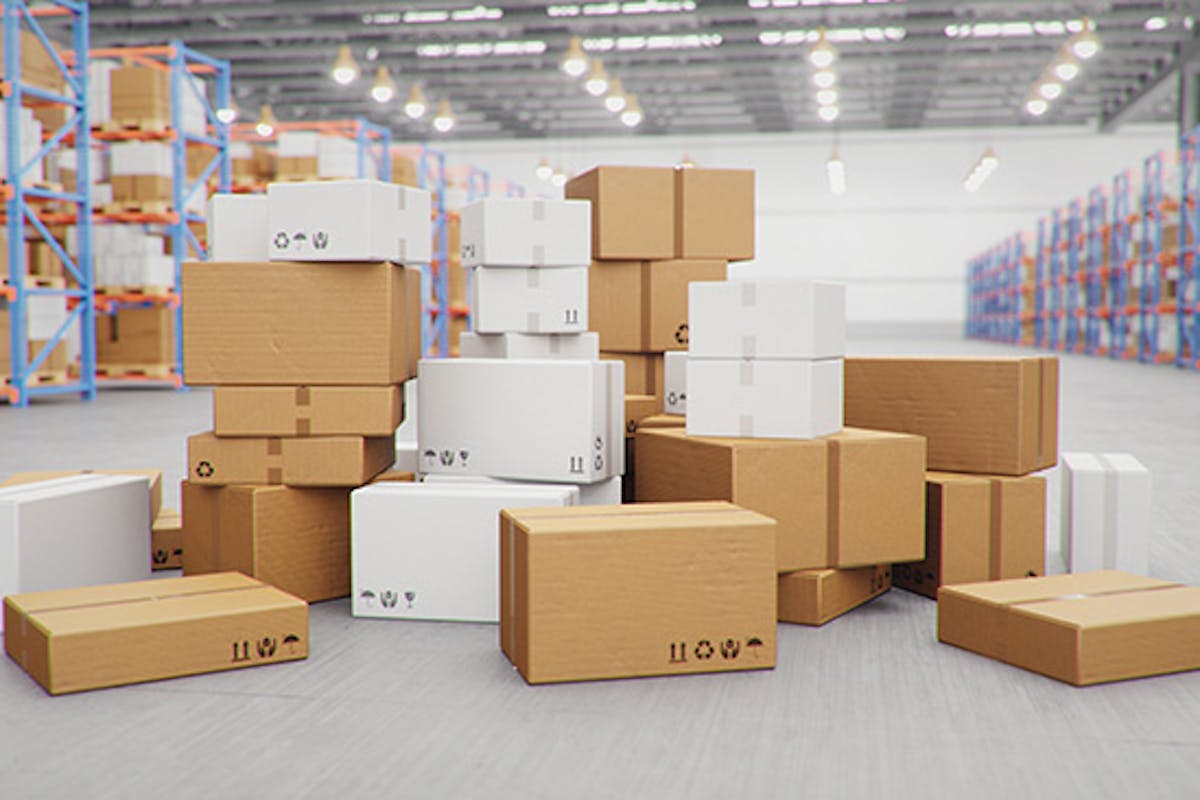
[182,261,417,385]
[186,432,394,487]
[674,168,755,261]
[990,475,1046,580]
[96,307,174,366]
[938,571,1200,686]
[624,394,664,438]
[844,356,1059,475]
[110,67,169,120]
[213,385,402,437]
[2,469,163,520]
[602,352,663,396]
[500,502,776,684]
[3,572,308,695]
[565,166,675,260]
[590,259,726,352]
[181,483,350,602]
[777,565,891,625]
[151,508,183,570]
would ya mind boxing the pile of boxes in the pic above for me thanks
[275,131,368,182]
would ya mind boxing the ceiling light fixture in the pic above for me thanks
[550,165,568,187]
[818,105,840,122]
[604,77,627,112]
[331,44,360,85]
[620,95,643,127]
[433,98,456,132]
[371,66,397,103]
[1025,98,1048,116]
[404,83,428,119]
[584,60,609,96]
[255,103,277,137]
[1144,16,1168,32]
[536,158,553,181]
[816,88,838,106]
[215,99,238,125]
[1069,25,1100,60]
[812,69,836,89]
[963,147,999,193]
[1038,81,1063,100]
[1022,22,1098,120]
[808,29,837,68]
[826,149,846,195]
[560,36,589,76]
[1054,60,1080,81]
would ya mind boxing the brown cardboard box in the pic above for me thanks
[28,240,65,279]
[371,469,417,483]
[111,174,173,204]
[18,338,68,372]
[392,155,419,187]
[97,307,174,365]
[674,168,754,261]
[232,157,257,181]
[636,427,926,572]
[2,468,163,520]
[623,394,663,438]
[565,166,675,260]
[186,143,217,182]
[3,572,308,695]
[500,501,777,684]
[213,385,402,437]
[276,156,318,179]
[938,571,1200,686]
[602,352,663,396]
[182,482,350,602]
[844,357,1059,475]
[590,259,726,352]
[778,566,891,626]
[639,413,687,431]
[110,66,170,121]
[4,30,64,95]
[152,508,183,570]
[187,432,393,487]
[182,261,418,385]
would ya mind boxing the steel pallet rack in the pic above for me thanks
[2,0,92,406]
[1180,127,1200,368]
[1063,198,1085,353]
[1046,209,1065,350]
[231,117,392,186]
[416,145,449,357]
[1084,185,1108,355]
[1109,168,1137,359]
[1137,150,1173,364]
[1033,217,1047,347]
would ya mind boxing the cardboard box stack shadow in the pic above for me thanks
[180,179,430,603]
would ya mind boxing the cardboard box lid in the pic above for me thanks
[509,502,774,536]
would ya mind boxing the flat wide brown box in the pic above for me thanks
[152,508,183,570]
[187,432,393,487]
[778,566,891,626]
[636,427,926,572]
[182,261,420,385]
[213,386,402,437]
[674,168,755,261]
[4,572,308,695]
[938,572,1200,686]
[565,166,675,260]
[590,259,726,352]
[501,502,777,684]
[182,482,350,602]
[844,356,1058,475]
[97,306,174,365]
[111,174,173,204]
[109,66,170,121]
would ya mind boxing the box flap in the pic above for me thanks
[942,571,1172,606]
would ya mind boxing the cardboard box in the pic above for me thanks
[565,166,675,260]
[109,66,170,121]
[4,572,308,695]
[686,358,843,440]
[624,394,664,438]
[663,351,686,415]
[470,265,588,334]
[674,168,754,261]
[601,352,662,397]
[421,474,621,505]
[391,154,418,186]
[182,482,351,602]
[96,306,174,365]
[351,481,577,622]
[182,261,418,385]
[111,174,173,204]
[4,30,65,96]
[186,432,394,487]
[635,427,926,572]
[1061,453,1151,574]
[688,279,845,360]
[777,566,891,626]
[152,508,183,570]
[267,180,432,264]
[418,358,623,483]
[0,475,151,632]
[461,198,591,268]
[210,194,269,262]
[28,240,65,279]
[275,155,318,180]
[895,472,1045,599]
[1,469,162,520]
[461,331,599,360]
[844,356,1059,475]
[938,571,1200,686]
[213,385,402,437]
[501,502,777,683]
[590,259,727,352]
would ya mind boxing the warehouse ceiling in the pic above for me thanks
[87,0,1199,139]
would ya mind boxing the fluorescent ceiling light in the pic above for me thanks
[1038,81,1062,100]
[1144,16,1168,31]
[812,69,836,89]
[418,40,548,58]
[1054,60,1080,81]
[817,105,839,122]
[751,0,894,8]
[582,33,722,51]
[944,19,1090,39]
[759,27,905,46]
[548,1,696,17]
[367,6,503,25]
[1025,98,1048,116]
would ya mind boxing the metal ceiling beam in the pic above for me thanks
[1099,30,1200,132]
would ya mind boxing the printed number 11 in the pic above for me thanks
[564,309,579,325]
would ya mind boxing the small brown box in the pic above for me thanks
[391,155,419,187]
[151,508,183,570]
[565,166,675,260]
[213,385,402,438]
[602,352,663,396]
[674,168,755,261]
[590,259,726,352]
[778,566,891,626]
[96,306,175,365]
[623,394,663,439]
[186,432,394,487]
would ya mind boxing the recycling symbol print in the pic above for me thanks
[674,323,689,345]
[273,231,290,250]
[196,460,214,478]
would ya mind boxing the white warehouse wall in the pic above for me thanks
[438,123,1175,330]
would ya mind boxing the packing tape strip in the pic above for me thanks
[266,438,283,457]
[549,336,561,354]
[294,386,311,406]
[739,361,755,386]
[532,199,546,221]
[526,269,541,289]
[739,414,754,437]
[527,312,540,333]
[397,188,407,211]
[1007,582,1182,606]
[296,418,311,436]
[398,237,408,261]
[741,335,757,358]
[741,281,756,308]
[532,243,545,266]
[267,467,283,484]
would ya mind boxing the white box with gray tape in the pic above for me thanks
[1060,452,1152,575]
[663,351,687,415]
[686,358,843,440]
[459,331,599,360]
[460,197,590,268]
[469,265,588,334]
[688,278,845,360]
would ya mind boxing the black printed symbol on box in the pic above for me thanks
[232,641,252,663]
[196,460,214,478]
[458,450,470,466]
[360,589,377,607]
[694,640,714,660]
[404,590,416,609]
[569,456,585,474]
[669,642,687,664]
[720,639,740,660]
[746,637,764,648]
[313,231,329,250]
[667,391,678,406]
[292,231,307,244]
[594,437,603,451]
[283,634,301,654]
[153,549,170,565]
[423,449,437,464]
[626,420,637,434]
[257,637,277,658]
[564,308,580,326]
[439,450,455,466]
[273,232,289,249]
[674,323,689,345]
[381,590,399,609]
[593,454,604,471]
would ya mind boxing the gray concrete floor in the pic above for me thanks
[1,336,1198,799]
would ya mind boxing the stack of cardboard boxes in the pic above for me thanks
[275,132,366,182]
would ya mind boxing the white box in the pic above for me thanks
[109,141,172,177]
[459,331,599,360]
[210,194,269,262]
[470,265,588,334]
[394,441,418,473]
[460,197,590,268]
[277,131,320,158]
[663,351,687,416]
[396,378,418,444]
[686,357,843,440]
[0,475,151,632]
[419,358,623,483]
[351,481,577,622]
[267,179,432,264]
[1061,452,1152,574]
[421,474,621,506]
[688,279,846,360]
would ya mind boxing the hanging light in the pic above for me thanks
[331,44,360,85]
[433,98,456,132]
[963,147,999,193]
[1025,97,1049,116]
[255,103,277,137]
[584,60,609,96]
[826,149,846,195]
[371,66,397,103]
[550,165,568,188]
[604,77,627,113]
[812,69,836,89]
[404,83,428,119]
[677,153,696,169]
[816,88,838,106]
[808,30,837,69]
[536,158,553,181]
[1038,81,1063,100]
[620,95,643,127]
[1054,60,1080,81]
[560,36,589,77]
[1069,25,1100,60]
[215,98,238,125]
[817,104,839,122]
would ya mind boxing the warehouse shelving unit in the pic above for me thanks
[1084,185,1107,356]
[1179,130,1200,368]
[1109,169,1137,359]
[414,144,449,357]
[231,117,391,184]
[2,0,93,406]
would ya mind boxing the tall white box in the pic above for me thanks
[267,179,432,264]
[351,481,577,622]
[422,474,621,505]
[1061,452,1152,574]
[688,279,846,360]
[663,351,687,415]
[210,194,269,262]
[418,358,623,483]
[470,266,588,334]
[460,197,591,268]
[459,331,599,360]
[0,475,151,632]
[686,358,843,439]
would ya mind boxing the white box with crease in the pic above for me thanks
[469,266,588,334]
[460,197,591,268]
[688,279,846,360]
[686,358,843,440]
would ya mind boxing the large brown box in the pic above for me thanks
[938,571,1200,686]
[4,572,308,695]
[565,166,675,260]
[182,261,420,385]
[186,432,394,487]
[778,566,891,626]
[28,240,66,279]
[590,259,726,352]
[0,334,69,374]
[602,352,662,396]
[110,66,170,121]
[636,427,926,572]
[5,30,64,95]
[674,168,755,261]
[97,306,174,365]
[500,502,777,684]
[213,385,402,437]
[152,508,183,570]
[844,356,1058,475]
[182,482,350,602]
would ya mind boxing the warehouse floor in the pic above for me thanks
[1,335,1198,799]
